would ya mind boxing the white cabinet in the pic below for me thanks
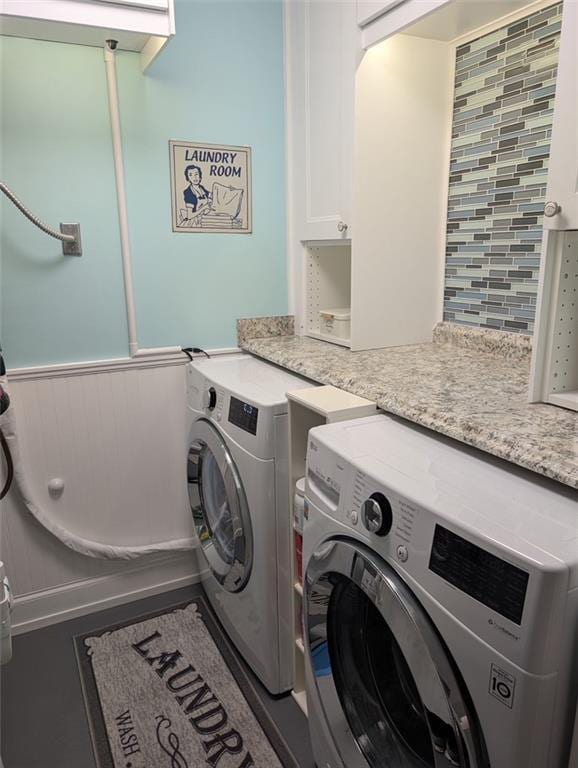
[285,0,357,242]
[350,31,452,351]
[359,0,450,49]
[357,0,406,28]
[289,0,451,350]
[542,0,578,232]
[292,0,578,353]
[0,0,175,71]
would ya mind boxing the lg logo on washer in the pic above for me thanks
[487,617,520,642]
[489,663,516,709]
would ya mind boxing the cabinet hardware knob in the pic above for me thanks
[544,201,561,217]
[337,221,348,233]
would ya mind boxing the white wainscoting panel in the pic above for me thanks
[0,360,201,631]
[8,363,193,547]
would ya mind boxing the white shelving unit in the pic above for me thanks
[293,9,453,352]
[530,230,578,412]
[287,385,377,716]
[291,0,578,354]
[305,244,352,348]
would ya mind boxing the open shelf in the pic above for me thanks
[287,386,377,718]
[532,231,578,412]
[548,391,578,411]
[546,232,578,412]
[305,244,351,348]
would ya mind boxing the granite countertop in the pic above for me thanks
[237,318,578,490]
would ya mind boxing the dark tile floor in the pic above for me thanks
[1,585,315,768]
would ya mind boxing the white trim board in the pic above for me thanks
[7,346,241,382]
[11,553,205,635]
[283,0,297,319]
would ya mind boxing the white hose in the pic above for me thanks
[0,374,196,559]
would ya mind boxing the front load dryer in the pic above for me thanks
[303,414,578,768]
[186,354,315,694]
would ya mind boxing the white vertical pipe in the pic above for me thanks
[104,41,139,358]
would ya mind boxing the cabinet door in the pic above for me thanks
[287,0,356,242]
[351,31,452,351]
[543,0,578,231]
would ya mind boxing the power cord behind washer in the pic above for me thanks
[181,347,211,361]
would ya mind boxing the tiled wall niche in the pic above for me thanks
[444,2,563,334]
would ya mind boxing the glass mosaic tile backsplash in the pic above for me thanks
[444,2,563,334]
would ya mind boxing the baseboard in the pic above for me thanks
[11,552,202,635]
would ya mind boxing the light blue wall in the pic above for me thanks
[0,38,129,365]
[0,0,288,368]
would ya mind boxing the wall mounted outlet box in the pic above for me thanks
[60,223,82,256]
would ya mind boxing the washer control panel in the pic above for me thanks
[307,439,422,558]
[351,468,417,549]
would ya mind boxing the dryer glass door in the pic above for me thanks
[305,538,486,768]
[188,418,253,593]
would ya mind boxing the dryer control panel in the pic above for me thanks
[228,396,259,435]
[429,524,529,626]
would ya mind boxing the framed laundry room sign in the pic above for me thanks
[169,140,252,234]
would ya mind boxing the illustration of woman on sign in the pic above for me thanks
[181,164,212,226]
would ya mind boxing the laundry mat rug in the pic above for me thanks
[75,598,298,768]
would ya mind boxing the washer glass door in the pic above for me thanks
[306,538,487,768]
[188,418,253,593]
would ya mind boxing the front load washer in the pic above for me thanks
[303,414,578,768]
[186,354,315,694]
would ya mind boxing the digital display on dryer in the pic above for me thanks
[429,525,529,625]
[228,396,258,435]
